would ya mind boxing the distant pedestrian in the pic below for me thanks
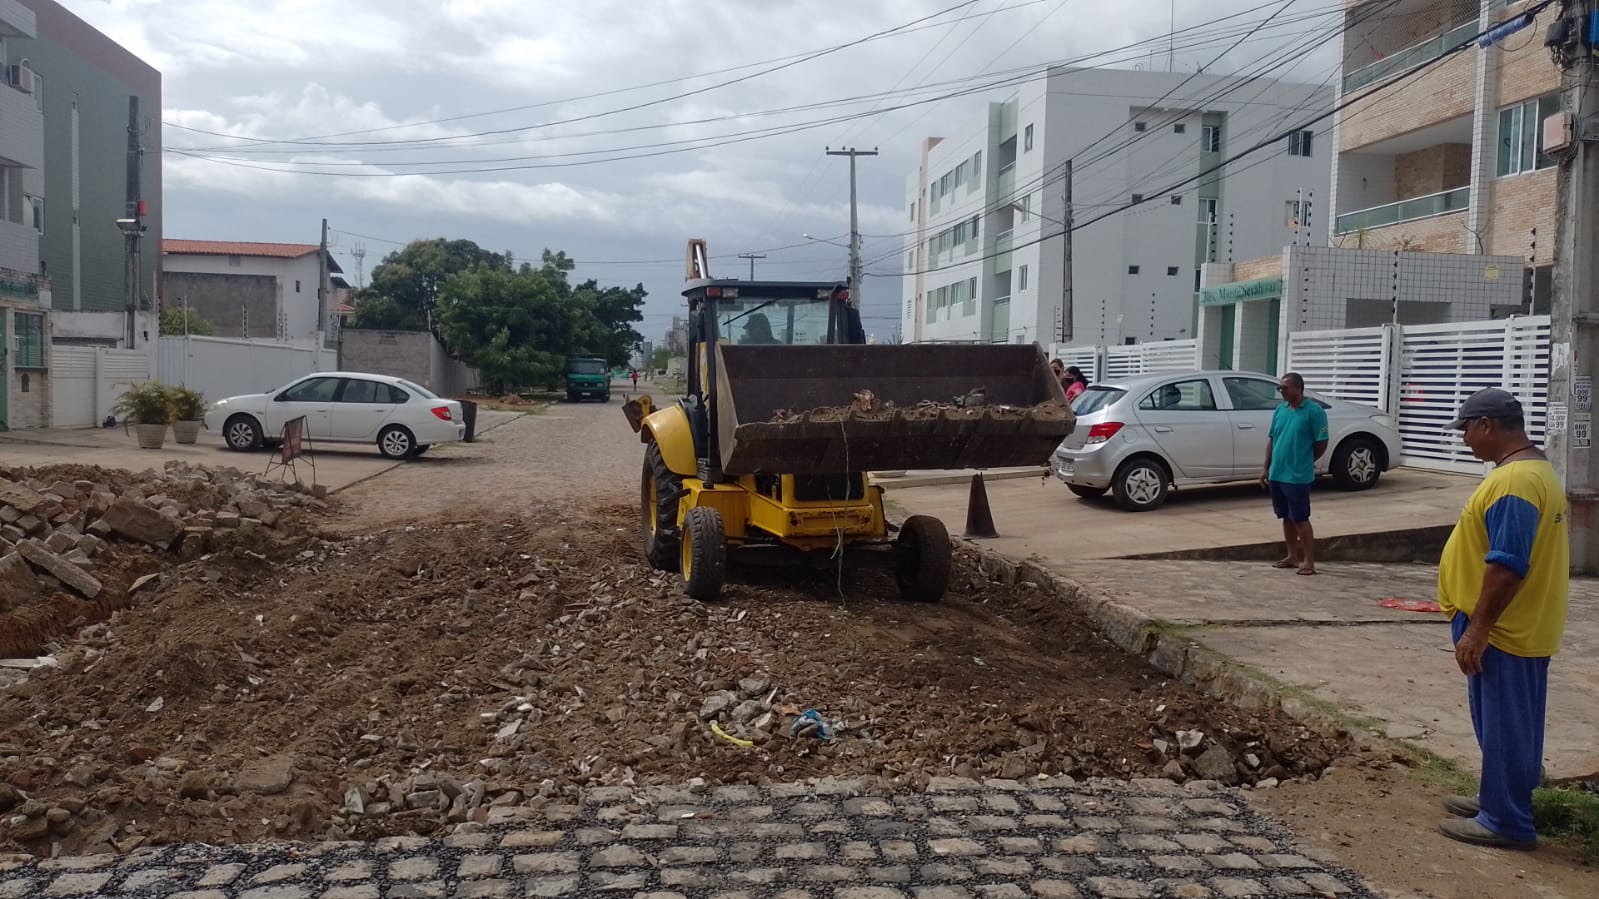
[1435,388,1566,851]
[1064,366,1089,403]
[1259,372,1329,575]
[630,369,640,389]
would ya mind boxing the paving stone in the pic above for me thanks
[168,893,229,899]
[454,880,515,899]
[977,886,1027,899]
[237,887,308,899]
[729,868,785,885]
[121,868,188,890]
[639,893,690,899]
[1182,799,1239,816]
[1264,877,1316,895]
[388,856,439,881]
[575,827,622,845]
[713,785,762,803]
[1055,834,1107,853]
[842,841,879,861]
[1174,833,1233,853]
[524,875,582,897]
[1165,886,1212,899]
[513,852,582,874]
[252,863,309,885]
[918,863,974,882]
[975,857,1033,877]
[1026,794,1068,811]
[623,823,679,840]
[837,889,912,899]
[729,805,778,821]
[1124,815,1180,832]
[326,861,373,882]
[866,866,914,883]
[879,840,918,861]
[661,845,720,865]
[774,892,818,899]
[37,857,115,872]
[1036,857,1095,876]
[811,820,852,835]
[913,888,974,899]
[0,881,37,899]
[1149,855,1209,873]
[322,887,380,899]
[1119,833,1182,852]
[800,865,857,883]
[44,872,114,896]
[1228,836,1277,852]
[456,854,502,879]
[1072,815,1123,832]
[929,795,982,812]
[996,836,1043,854]
[1206,853,1262,871]
[589,871,648,891]
[928,838,986,856]
[1260,854,1319,869]
[984,794,1022,813]
[966,815,1020,832]
[198,863,249,886]
[1299,873,1358,895]
[501,829,565,847]
[1022,814,1072,829]
[1082,878,1152,899]
[1208,878,1268,897]
[843,797,895,816]
[1029,882,1080,899]
[728,842,766,863]
[660,869,715,888]
[777,842,830,860]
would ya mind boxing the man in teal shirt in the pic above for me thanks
[1258,372,1330,575]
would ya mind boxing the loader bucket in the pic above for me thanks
[714,343,1074,476]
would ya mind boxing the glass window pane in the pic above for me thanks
[1520,100,1537,173]
[1497,107,1517,176]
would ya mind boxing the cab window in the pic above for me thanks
[1138,378,1217,411]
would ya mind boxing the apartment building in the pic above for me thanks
[0,0,48,429]
[901,66,1331,347]
[1330,0,1561,306]
[12,0,161,348]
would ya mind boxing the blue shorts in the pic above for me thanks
[1269,480,1312,522]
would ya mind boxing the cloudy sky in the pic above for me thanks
[66,0,1345,343]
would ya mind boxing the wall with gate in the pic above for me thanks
[1047,340,1201,384]
[51,346,157,428]
[1286,316,1549,473]
[157,336,338,403]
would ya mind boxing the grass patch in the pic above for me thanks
[1534,782,1599,861]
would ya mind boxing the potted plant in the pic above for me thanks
[114,382,173,449]
[168,386,206,445]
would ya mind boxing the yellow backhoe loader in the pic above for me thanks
[623,241,1073,602]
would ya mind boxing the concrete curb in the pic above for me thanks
[873,467,1047,489]
[956,538,1356,741]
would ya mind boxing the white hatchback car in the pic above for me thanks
[205,371,465,459]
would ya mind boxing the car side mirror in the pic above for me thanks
[275,393,290,402]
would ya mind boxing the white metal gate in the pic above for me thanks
[50,346,155,429]
[1048,340,1200,383]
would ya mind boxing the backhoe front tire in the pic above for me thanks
[895,515,952,603]
[641,442,682,571]
[680,506,727,601]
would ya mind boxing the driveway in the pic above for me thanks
[0,411,523,494]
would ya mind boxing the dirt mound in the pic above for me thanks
[0,504,1348,855]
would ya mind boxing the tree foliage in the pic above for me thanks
[393,243,649,395]
[159,305,214,336]
[349,238,509,331]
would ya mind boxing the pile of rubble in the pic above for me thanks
[0,462,330,660]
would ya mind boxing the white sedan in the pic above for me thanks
[205,371,465,459]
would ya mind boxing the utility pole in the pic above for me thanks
[122,96,143,348]
[1549,0,1599,571]
[826,147,878,306]
[318,218,331,345]
[352,241,368,289]
[737,253,765,280]
[1061,158,1074,344]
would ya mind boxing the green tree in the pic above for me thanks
[573,279,647,368]
[159,305,214,336]
[433,262,587,394]
[349,238,509,331]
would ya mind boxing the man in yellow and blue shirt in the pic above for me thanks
[1436,388,1568,850]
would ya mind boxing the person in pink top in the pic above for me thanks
[1063,366,1088,403]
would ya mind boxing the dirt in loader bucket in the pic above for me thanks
[715,343,1073,475]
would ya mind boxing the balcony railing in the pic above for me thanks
[997,163,1016,201]
[1342,20,1479,93]
[993,229,1014,272]
[1334,185,1470,234]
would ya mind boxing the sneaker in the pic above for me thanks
[1442,795,1480,817]
[1437,816,1536,850]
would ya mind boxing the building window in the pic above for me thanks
[909,201,915,221]
[1197,197,1218,224]
[14,312,45,368]
[1193,270,1203,291]
[228,255,242,267]
[295,280,302,293]
[1287,129,1314,157]
[1174,123,1186,134]
[27,196,43,235]
[972,150,982,174]
[1202,124,1221,152]
[1134,122,1147,132]
[1130,193,1144,203]
[1285,200,1312,230]
[1018,265,1029,292]
[1170,195,1182,206]
[1166,266,1180,276]
[1497,93,1560,177]
[1016,194,1031,221]
[1128,265,1141,275]
[1024,124,1034,152]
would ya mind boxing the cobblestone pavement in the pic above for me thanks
[0,777,1374,898]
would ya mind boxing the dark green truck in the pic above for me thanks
[565,356,611,402]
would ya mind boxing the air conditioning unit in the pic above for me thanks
[7,65,36,94]
[1543,112,1574,157]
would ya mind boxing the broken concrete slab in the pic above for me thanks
[101,496,182,549]
[16,539,103,599]
[0,481,48,515]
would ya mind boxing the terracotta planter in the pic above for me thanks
[172,420,202,445]
[136,423,168,450]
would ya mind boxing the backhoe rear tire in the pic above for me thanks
[641,442,682,571]
[895,515,952,603]
[680,506,727,602]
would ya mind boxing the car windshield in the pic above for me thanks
[716,296,836,346]
[396,378,437,399]
[567,359,607,374]
[1072,386,1125,416]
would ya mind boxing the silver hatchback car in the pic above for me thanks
[1052,370,1403,512]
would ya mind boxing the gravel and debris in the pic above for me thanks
[0,492,1349,856]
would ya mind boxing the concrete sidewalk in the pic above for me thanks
[888,468,1599,780]
[0,410,523,493]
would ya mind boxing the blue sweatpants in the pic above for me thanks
[1452,612,1550,844]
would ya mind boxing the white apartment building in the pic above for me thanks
[901,66,1332,347]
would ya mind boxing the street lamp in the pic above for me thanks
[802,233,850,250]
